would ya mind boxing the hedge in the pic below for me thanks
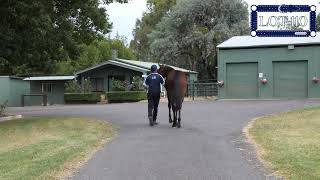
[64,93,101,104]
[106,91,147,103]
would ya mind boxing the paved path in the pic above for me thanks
[8,100,320,180]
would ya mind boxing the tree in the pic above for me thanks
[56,37,137,75]
[130,0,177,60]
[148,0,249,79]
[0,0,127,75]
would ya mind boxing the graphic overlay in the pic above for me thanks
[251,5,317,37]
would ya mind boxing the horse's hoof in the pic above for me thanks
[177,124,181,128]
[172,123,177,127]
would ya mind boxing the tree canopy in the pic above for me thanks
[148,0,249,79]
[56,35,137,75]
[0,0,127,75]
[130,0,177,61]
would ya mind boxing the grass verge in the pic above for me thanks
[0,117,115,180]
[247,108,320,179]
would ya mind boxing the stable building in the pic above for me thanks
[0,59,197,107]
[76,59,198,92]
[0,76,74,107]
[0,76,30,107]
[23,76,75,105]
[217,33,320,99]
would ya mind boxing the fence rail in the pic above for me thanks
[187,80,218,100]
[21,94,48,107]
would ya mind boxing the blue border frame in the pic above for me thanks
[251,5,317,37]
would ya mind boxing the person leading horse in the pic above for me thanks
[143,65,165,126]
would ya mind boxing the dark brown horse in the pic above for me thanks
[158,65,187,128]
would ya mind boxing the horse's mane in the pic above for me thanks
[158,65,175,78]
[160,65,174,72]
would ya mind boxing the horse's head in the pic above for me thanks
[158,64,174,78]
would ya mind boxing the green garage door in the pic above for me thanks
[273,61,308,98]
[226,62,258,98]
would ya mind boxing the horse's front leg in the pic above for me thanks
[168,102,173,124]
[177,109,181,128]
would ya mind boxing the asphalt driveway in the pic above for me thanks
[8,100,320,180]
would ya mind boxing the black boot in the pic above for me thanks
[153,120,158,125]
[153,116,158,125]
[149,116,154,126]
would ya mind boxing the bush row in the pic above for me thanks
[64,91,147,104]
[64,93,101,104]
[106,91,147,103]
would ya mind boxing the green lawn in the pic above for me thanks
[0,117,115,180]
[249,108,320,180]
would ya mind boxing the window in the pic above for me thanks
[91,78,104,92]
[42,83,52,93]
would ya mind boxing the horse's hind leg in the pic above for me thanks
[172,108,177,128]
[177,109,181,128]
[168,102,173,124]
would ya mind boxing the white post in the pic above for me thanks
[142,73,147,91]
[142,73,147,79]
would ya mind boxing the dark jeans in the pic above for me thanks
[148,92,160,121]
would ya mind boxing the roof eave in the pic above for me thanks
[218,42,320,49]
[0,76,24,79]
[109,60,149,73]
[115,58,152,70]
[76,61,109,75]
[23,76,75,81]
[23,79,74,81]
[76,60,149,75]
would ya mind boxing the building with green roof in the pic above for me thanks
[0,76,74,106]
[0,59,197,106]
[76,59,198,92]
[217,33,320,99]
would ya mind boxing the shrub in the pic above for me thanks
[82,78,92,93]
[65,80,81,93]
[64,93,100,104]
[111,78,128,91]
[65,79,92,93]
[106,91,147,103]
[131,76,144,91]
[0,100,8,117]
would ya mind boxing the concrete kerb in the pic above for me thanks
[0,114,23,122]
[243,115,286,180]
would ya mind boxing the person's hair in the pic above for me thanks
[151,65,157,72]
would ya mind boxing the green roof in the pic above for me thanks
[23,76,75,81]
[116,59,198,74]
[77,59,198,75]
[218,32,320,49]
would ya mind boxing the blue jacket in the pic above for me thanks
[144,73,165,94]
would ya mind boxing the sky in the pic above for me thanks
[105,0,147,42]
[105,0,320,42]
